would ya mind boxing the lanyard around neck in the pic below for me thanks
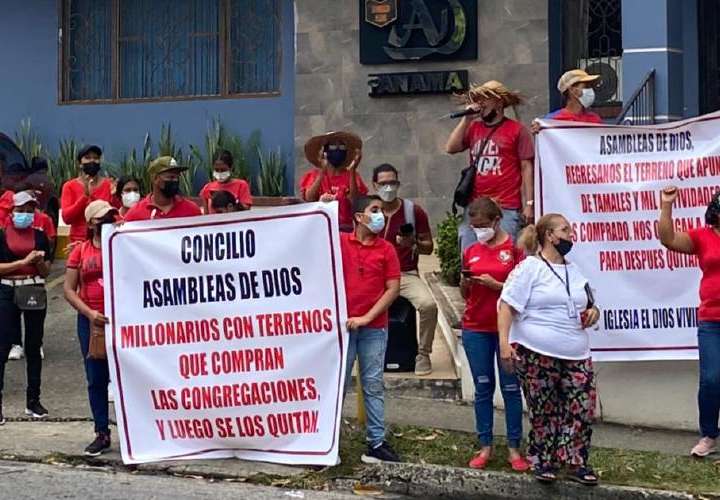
[539,254,570,298]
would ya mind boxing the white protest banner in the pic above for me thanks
[537,112,720,361]
[102,202,348,465]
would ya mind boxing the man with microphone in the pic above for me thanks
[445,81,535,250]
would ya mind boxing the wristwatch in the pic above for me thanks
[526,200,535,206]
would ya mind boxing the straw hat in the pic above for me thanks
[304,131,363,169]
[465,80,524,108]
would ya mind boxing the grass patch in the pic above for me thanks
[268,421,720,496]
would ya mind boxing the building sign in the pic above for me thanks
[368,70,468,96]
[360,0,478,64]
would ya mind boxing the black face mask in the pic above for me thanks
[325,149,347,167]
[482,108,498,124]
[705,193,720,227]
[159,180,181,198]
[82,162,101,177]
[554,238,574,256]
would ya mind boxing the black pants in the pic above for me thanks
[0,284,46,403]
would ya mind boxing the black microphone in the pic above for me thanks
[449,108,482,119]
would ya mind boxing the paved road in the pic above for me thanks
[0,460,369,499]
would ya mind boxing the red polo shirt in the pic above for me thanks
[545,108,603,124]
[340,232,401,329]
[381,200,431,272]
[124,195,201,221]
[300,168,368,230]
[688,226,720,321]
[462,238,524,332]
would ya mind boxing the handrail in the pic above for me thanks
[615,69,656,125]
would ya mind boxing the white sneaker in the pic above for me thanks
[8,345,24,360]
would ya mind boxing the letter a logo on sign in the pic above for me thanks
[365,0,398,28]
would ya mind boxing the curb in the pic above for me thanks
[359,462,701,500]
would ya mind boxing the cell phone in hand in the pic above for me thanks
[399,223,414,236]
[461,270,473,278]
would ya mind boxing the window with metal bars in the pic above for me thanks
[60,0,281,103]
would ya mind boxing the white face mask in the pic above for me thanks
[122,191,141,208]
[377,185,399,202]
[473,227,495,243]
[579,88,595,109]
[213,171,231,183]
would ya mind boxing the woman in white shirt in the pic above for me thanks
[498,213,600,485]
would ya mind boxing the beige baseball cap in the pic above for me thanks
[557,69,600,93]
[84,200,117,223]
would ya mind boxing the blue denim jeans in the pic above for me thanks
[77,314,110,434]
[462,330,523,448]
[698,321,720,439]
[458,208,522,252]
[345,327,388,447]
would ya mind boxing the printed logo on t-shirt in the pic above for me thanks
[472,139,501,176]
[468,256,480,264]
[498,249,513,264]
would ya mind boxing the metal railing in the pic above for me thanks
[615,69,656,125]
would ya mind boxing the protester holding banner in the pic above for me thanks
[210,190,249,213]
[124,156,201,222]
[341,195,401,463]
[115,175,143,219]
[531,70,602,134]
[301,131,368,233]
[372,163,437,376]
[60,145,114,242]
[445,80,535,250]
[0,191,52,423]
[659,187,720,458]
[63,200,118,456]
[459,197,527,471]
[497,213,600,484]
[199,150,253,214]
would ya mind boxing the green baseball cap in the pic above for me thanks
[148,156,188,178]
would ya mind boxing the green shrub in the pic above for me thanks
[435,212,462,286]
[257,146,286,196]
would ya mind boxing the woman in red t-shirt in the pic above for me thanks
[460,197,528,472]
[199,150,253,214]
[64,200,118,457]
[660,186,720,458]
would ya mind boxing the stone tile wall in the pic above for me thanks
[294,0,549,229]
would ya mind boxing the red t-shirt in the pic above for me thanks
[67,240,105,314]
[300,168,369,230]
[340,232,401,329]
[545,108,603,124]
[33,211,56,240]
[4,226,42,276]
[0,190,14,226]
[60,178,113,242]
[462,238,524,332]
[463,119,534,209]
[200,179,253,212]
[381,200,431,272]
[688,226,720,321]
[124,195,202,221]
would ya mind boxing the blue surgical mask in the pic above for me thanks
[12,212,33,229]
[366,212,386,234]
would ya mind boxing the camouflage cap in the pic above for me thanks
[148,156,188,178]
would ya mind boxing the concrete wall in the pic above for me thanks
[294,0,549,227]
[0,0,296,187]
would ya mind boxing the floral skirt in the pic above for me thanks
[513,344,597,469]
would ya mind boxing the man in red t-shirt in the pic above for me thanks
[446,80,535,250]
[124,156,201,222]
[341,195,401,463]
[373,163,438,376]
[60,145,114,242]
[534,69,602,129]
[300,131,368,232]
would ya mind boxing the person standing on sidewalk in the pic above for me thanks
[63,200,118,456]
[300,131,368,233]
[460,197,528,472]
[60,145,113,243]
[0,192,52,423]
[445,80,535,250]
[372,163,438,376]
[115,175,143,219]
[498,213,600,485]
[124,156,201,222]
[659,186,720,458]
[341,195,401,463]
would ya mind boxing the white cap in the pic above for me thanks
[13,191,37,207]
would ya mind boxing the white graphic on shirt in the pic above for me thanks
[471,139,502,176]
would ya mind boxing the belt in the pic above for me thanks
[1,277,45,287]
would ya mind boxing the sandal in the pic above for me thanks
[568,466,599,486]
[533,465,557,483]
[508,455,531,472]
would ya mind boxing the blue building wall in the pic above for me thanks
[0,0,296,188]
